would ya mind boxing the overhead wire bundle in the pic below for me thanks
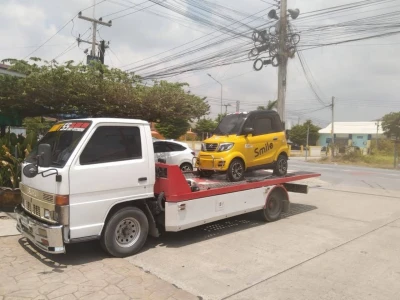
[117,3,277,79]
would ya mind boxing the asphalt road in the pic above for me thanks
[289,158,400,191]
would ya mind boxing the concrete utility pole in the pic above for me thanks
[78,4,112,64]
[305,123,310,161]
[236,100,240,113]
[375,120,380,150]
[99,40,106,64]
[223,103,231,114]
[207,74,223,116]
[331,96,335,158]
[277,0,288,129]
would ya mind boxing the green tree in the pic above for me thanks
[381,111,400,139]
[215,113,227,123]
[257,100,277,111]
[23,117,55,136]
[155,118,190,140]
[0,58,209,123]
[289,120,321,146]
[194,118,217,136]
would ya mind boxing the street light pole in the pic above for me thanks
[208,73,223,116]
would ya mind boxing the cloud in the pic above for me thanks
[1,0,400,125]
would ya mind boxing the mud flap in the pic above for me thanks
[282,200,290,213]
[143,203,160,238]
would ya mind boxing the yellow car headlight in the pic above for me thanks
[218,143,234,152]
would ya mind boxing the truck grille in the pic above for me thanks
[205,143,218,152]
[20,183,56,223]
[33,205,41,217]
[42,193,54,203]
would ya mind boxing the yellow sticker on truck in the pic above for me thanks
[49,122,90,132]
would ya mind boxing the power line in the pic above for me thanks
[52,27,92,61]
[23,0,107,59]
[119,7,273,71]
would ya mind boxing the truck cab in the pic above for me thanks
[16,118,155,256]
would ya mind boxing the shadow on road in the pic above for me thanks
[18,237,107,272]
[18,203,317,267]
[143,203,318,251]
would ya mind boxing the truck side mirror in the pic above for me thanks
[23,164,38,178]
[38,144,51,168]
[243,127,254,136]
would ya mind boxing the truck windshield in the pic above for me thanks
[25,121,91,168]
[214,114,247,135]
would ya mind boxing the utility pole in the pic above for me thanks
[78,7,112,64]
[207,73,223,116]
[99,40,106,64]
[236,100,240,113]
[277,0,288,129]
[375,120,380,150]
[223,104,231,114]
[331,96,335,158]
[305,123,310,161]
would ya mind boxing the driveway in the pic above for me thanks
[1,162,400,300]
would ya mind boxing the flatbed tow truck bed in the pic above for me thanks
[154,164,320,231]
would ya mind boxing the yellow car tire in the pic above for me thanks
[227,158,245,182]
[273,154,288,176]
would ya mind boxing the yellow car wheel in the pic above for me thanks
[273,155,288,176]
[227,158,245,182]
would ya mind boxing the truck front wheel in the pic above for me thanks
[101,207,149,257]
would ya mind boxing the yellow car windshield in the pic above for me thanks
[214,114,247,135]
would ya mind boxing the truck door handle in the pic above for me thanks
[138,177,147,182]
[273,137,278,141]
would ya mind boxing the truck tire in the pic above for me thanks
[261,188,285,222]
[273,155,288,176]
[101,207,149,258]
[227,158,245,182]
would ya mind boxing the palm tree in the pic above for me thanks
[257,100,277,111]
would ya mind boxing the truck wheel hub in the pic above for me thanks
[115,217,141,248]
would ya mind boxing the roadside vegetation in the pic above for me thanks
[319,139,398,169]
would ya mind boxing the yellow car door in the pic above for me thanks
[252,115,276,165]
[242,114,274,167]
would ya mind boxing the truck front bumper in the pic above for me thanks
[15,204,65,254]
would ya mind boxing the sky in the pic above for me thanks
[1,0,400,129]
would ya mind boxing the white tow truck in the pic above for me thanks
[15,118,320,257]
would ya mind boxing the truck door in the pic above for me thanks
[68,124,153,239]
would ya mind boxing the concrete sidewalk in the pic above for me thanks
[0,213,199,300]
[0,212,19,237]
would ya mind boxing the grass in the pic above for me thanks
[317,152,398,170]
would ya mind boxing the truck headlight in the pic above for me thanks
[201,143,206,151]
[218,143,234,152]
[44,209,51,219]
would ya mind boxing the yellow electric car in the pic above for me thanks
[197,110,289,182]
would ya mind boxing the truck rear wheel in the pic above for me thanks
[101,207,149,258]
[261,188,285,222]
